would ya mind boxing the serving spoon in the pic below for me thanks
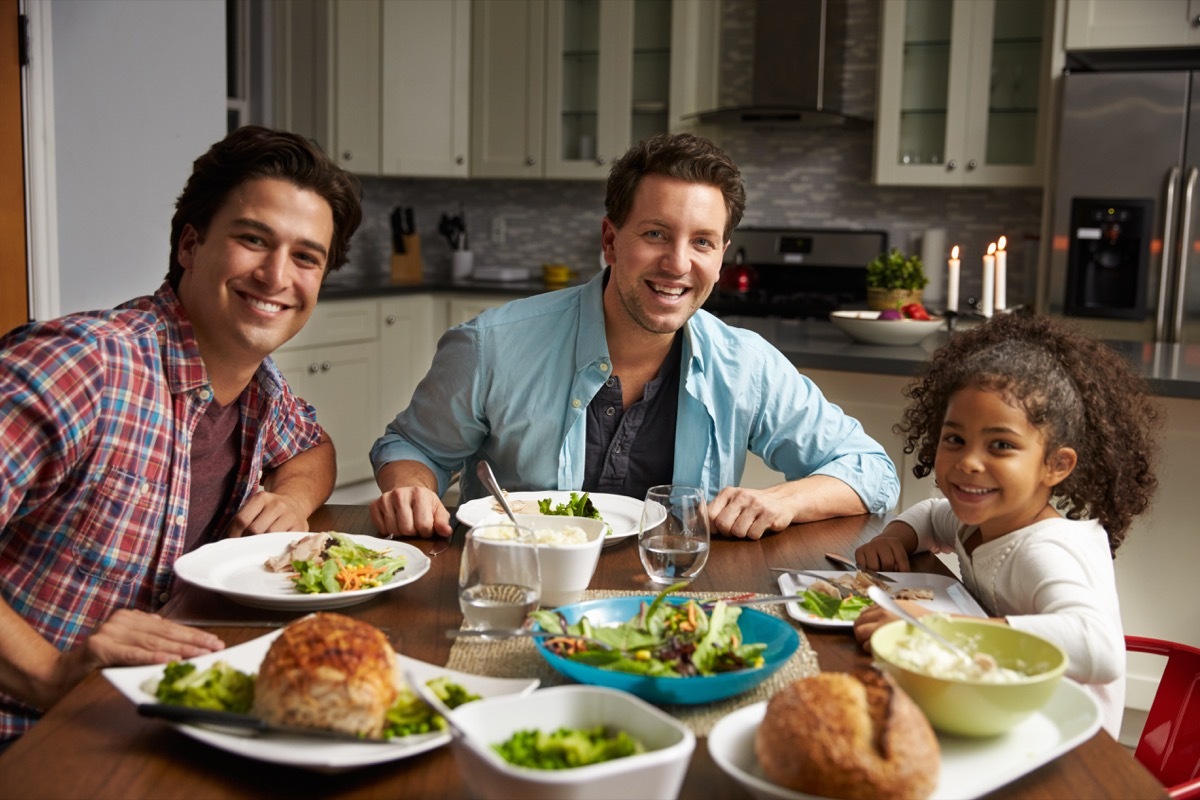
[867,586,996,670]
[475,460,520,527]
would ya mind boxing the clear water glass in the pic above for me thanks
[458,523,541,634]
[638,485,711,584]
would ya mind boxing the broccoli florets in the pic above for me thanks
[154,660,255,713]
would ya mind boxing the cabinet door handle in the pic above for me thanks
[946,160,957,170]
[456,155,465,165]
[308,363,320,374]
[342,150,352,161]
[596,156,606,165]
[321,361,332,372]
[967,159,978,170]
[385,314,397,325]
[526,156,536,166]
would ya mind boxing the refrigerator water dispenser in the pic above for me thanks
[1064,198,1152,320]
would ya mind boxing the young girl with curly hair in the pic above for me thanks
[852,312,1160,737]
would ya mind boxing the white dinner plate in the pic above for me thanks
[708,679,1102,799]
[776,570,986,628]
[103,628,539,772]
[173,532,431,610]
[454,491,665,548]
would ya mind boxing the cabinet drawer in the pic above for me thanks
[278,299,379,352]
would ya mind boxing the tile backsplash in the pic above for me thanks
[341,0,1042,310]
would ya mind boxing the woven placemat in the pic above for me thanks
[445,589,818,737]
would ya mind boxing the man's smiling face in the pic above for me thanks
[601,173,729,338]
[176,177,333,373]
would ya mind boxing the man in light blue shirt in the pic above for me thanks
[370,133,898,540]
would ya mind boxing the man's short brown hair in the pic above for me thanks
[604,133,745,241]
[167,126,362,289]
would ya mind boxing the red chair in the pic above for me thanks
[1125,635,1200,799]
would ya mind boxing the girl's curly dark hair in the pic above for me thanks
[897,312,1160,552]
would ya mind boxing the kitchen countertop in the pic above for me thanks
[769,318,1200,400]
[318,272,577,300]
[316,276,1200,400]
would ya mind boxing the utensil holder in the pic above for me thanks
[452,250,474,281]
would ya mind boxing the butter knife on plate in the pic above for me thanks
[824,552,896,584]
[137,704,403,744]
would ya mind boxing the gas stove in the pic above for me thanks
[705,228,888,319]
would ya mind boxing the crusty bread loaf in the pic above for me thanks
[755,667,939,800]
[252,612,397,738]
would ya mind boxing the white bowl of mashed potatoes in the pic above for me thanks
[474,515,606,607]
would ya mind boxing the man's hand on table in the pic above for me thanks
[707,486,797,540]
[370,486,453,539]
[46,611,224,708]
[226,490,311,537]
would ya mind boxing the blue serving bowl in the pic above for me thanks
[532,595,800,705]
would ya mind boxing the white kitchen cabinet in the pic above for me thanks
[444,293,512,326]
[274,299,380,485]
[330,0,382,173]
[273,0,469,178]
[470,0,717,179]
[381,0,471,177]
[378,295,437,431]
[1065,0,1200,49]
[469,0,546,178]
[874,0,1052,187]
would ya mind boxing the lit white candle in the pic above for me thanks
[995,235,1007,311]
[947,245,960,313]
[982,242,996,317]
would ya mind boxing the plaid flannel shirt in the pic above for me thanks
[0,283,324,739]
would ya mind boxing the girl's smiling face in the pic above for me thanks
[934,386,1077,541]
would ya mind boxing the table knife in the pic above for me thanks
[136,704,401,744]
[824,552,896,583]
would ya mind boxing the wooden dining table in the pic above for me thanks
[0,505,1166,799]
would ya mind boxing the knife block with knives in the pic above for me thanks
[390,205,423,285]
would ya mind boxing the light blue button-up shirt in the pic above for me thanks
[371,271,899,512]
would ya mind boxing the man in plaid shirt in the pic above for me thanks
[0,126,362,743]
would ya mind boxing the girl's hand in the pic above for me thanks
[855,535,912,573]
[853,598,933,652]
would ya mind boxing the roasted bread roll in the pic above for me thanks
[253,612,397,738]
[755,667,939,800]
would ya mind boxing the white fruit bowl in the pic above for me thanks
[830,310,945,346]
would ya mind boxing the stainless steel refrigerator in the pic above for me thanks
[1046,70,1200,343]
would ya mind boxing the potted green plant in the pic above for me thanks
[866,248,928,310]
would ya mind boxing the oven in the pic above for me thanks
[705,228,888,325]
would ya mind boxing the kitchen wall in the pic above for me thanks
[339,0,1042,309]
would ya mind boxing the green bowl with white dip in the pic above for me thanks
[870,617,1068,737]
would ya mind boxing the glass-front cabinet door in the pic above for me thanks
[545,0,673,179]
[874,0,1049,187]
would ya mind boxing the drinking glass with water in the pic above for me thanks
[459,523,541,635]
[638,485,710,584]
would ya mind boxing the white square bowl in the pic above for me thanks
[448,685,695,800]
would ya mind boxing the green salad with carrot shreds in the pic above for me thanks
[290,532,407,594]
[528,582,767,677]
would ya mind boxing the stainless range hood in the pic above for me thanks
[689,0,868,127]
